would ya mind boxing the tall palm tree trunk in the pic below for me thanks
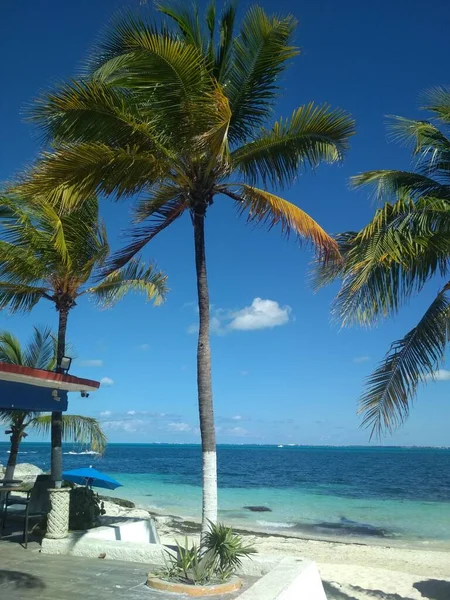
[51,306,69,487]
[4,429,21,480]
[193,206,217,536]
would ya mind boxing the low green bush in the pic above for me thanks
[160,522,256,585]
[69,487,105,530]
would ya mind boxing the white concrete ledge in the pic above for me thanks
[41,534,167,563]
[238,558,327,600]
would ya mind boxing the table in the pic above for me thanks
[0,478,23,487]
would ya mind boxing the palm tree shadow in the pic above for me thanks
[323,581,416,600]
[0,570,45,590]
[323,581,360,600]
[414,579,450,600]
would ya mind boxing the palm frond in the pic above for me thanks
[0,282,50,313]
[421,86,450,124]
[232,103,355,187]
[27,414,107,454]
[226,6,299,143]
[108,197,187,271]
[0,331,24,365]
[23,326,55,370]
[351,170,450,202]
[214,1,237,81]
[30,79,176,159]
[388,117,450,178]
[85,258,168,307]
[359,284,450,438]
[329,197,450,326]
[87,13,216,140]
[21,143,167,209]
[155,0,203,49]
[220,184,339,262]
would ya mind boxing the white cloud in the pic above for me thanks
[80,359,103,367]
[100,410,111,417]
[102,419,146,433]
[226,426,248,435]
[138,344,150,351]
[426,369,450,381]
[187,298,291,335]
[240,370,249,376]
[127,410,136,415]
[100,377,114,386]
[231,415,243,421]
[167,422,192,432]
[353,356,370,364]
[229,298,291,331]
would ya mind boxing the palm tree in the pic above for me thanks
[318,87,450,438]
[0,193,167,485]
[0,327,107,480]
[21,1,354,531]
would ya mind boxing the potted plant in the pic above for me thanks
[147,523,256,597]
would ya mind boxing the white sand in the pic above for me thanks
[102,500,450,599]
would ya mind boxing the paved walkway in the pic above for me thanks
[0,540,252,600]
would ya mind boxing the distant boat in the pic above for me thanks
[278,445,284,448]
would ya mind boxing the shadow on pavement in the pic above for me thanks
[0,570,45,590]
[323,581,416,600]
[414,579,450,600]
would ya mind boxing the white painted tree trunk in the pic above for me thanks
[193,203,218,537]
[202,450,218,526]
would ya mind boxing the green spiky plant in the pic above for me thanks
[317,87,450,438]
[0,193,167,485]
[20,1,354,531]
[159,522,255,585]
[0,327,107,480]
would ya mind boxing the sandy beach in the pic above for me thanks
[102,497,450,600]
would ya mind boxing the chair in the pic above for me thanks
[1,474,52,548]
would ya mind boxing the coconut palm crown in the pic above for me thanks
[0,192,167,484]
[318,87,450,438]
[20,1,355,530]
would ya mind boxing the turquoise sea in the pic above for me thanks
[2,443,450,547]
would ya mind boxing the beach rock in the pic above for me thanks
[243,506,272,512]
[101,499,150,519]
[99,495,136,509]
[13,463,44,484]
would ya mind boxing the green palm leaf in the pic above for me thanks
[324,88,450,437]
[86,258,168,307]
[226,6,299,143]
[232,103,355,188]
[22,143,168,209]
[26,414,107,455]
[0,326,55,370]
[359,285,450,438]
[422,86,450,123]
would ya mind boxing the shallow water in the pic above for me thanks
[2,442,450,544]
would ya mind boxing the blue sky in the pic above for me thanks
[1,0,449,446]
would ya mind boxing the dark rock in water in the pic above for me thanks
[314,516,388,537]
[243,506,272,512]
[99,495,136,509]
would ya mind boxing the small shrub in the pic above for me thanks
[159,522,256,585]
[69,487,105,530]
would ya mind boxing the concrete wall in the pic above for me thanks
[82,517,159,544]
[238,558,327,600]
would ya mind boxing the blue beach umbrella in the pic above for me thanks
[63,467,122,490]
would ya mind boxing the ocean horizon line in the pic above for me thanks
[2,441,449,450]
